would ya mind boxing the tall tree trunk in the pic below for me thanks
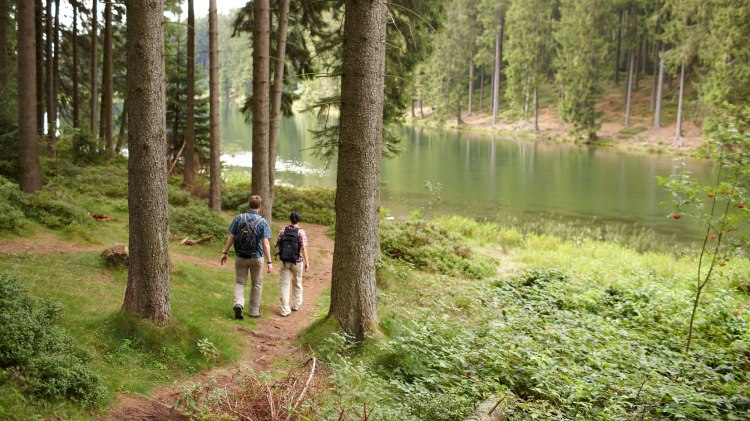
[675,59,685,141]
[492,12,504,125]
[533,84,539,132]
[0,0,7,88]
[267,0,291,224]
[123,0,171,324]
[328,0,387,340]
[45,0,54,156]
[625,48,634,128]
[183,0,196,187]
[419,97,424,118]
[208,0,221,211]
[467,60,473,115]
[35,0,44,136]
[456,102,463,125]
[250,0,270,217]
[411,99,415,117]
[115,96,127,153]
[90,0,98,137]
[103,0,113,157]
[650,42,659,112]
[614,10,623,85]
[18,0,42,193]
[653,50,664,130]
[52,0,59,147]
[72,3,79,128]
[479,65,484,111]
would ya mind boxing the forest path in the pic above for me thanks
[107,223,334,420]
[0,224,333,420]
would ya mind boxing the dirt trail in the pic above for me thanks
[0,225,334,420]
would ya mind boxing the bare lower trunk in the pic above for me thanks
[533,84,539,132]
[479,65,484,110]
[653,52,664,130]
[184,0,196,187]
[456,102,463,125]
[123,0,171,324]
[650,42,658,113]
[267,0,291,224]
[328,0,387,340]
[411,99,415,117]
[467,60,473,115]
[208,0,221,211]
[675,60,685,141]
[0,0,7,88]
[625,49,634,128]
[103,0,113,157]
[72,4,79,128]
[251,0,271,217]
[19,0,42,193]
[45,0,55,156]
[115,97,127,153]
[419,98,424,118]
[35,0,44,135]
[614,10,622,85]
[492,13,504,125]
[90,0,98,137]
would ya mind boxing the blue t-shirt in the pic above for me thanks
[228,211,271,258]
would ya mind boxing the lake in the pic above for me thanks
[219,106,713,243]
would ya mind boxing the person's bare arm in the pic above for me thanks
[301,245,310,270]
[220,234,235,265]
[262,238,273,273]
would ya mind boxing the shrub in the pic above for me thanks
[221,184,251,212]
[168,185,191,207]
[380,219,497,279]
[273,186,336,226]
[170,203,228,241]
[0,273,106,407]
[0,177,27,230]
[26,191,90,228]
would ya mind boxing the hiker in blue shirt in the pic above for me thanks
[220,195,273,319]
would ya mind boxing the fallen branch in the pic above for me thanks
[180,235,214,246]
[168,137,187,175]
[285,356,317,421]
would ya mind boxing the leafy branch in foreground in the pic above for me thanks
[658,118,750,352]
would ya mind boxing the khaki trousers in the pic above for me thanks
[233,256,264,317]
[279,260,304,316]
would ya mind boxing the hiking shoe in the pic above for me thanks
[234,305,244,320]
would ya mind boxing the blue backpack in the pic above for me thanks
[234,214,264,258]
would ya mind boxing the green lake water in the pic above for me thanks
[220,106,713,243]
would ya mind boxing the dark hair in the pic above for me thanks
[290,211,302,224]
[248,195,262,210]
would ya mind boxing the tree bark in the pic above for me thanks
[208,0,221,211]
[115,96,127,153]
[123,0,171,324]
[267,0,291,224]
[103,0,113,157]
[614,10,623,85]
[45,0,55,156]
[650,42,659,112]
[533,84,539,132]
[419,97,424,119]
[0,0,7,88]
[456,102,463,125]
[328,0,387,340]
[35,0,44,135]
[479,65,484,111]
[492,12,504,125]
[467,59,473,115]
[625,48,634,128]
[90,0,98,137]
[19,0,42,193]
[675,59,685,141]
[72,3,79,128]
[653,50,664,130]
[251,0,271,218]
[183,0,196,187]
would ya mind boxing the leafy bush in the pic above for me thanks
[362,267,750,420]
[26,190,90,228]
[0,177,28,230]
[170,203,228,241]
[221,184,251,212]
[273,186,336,226]
[168,185,191,207]
[0,273,106,407]
[380,219,497,279]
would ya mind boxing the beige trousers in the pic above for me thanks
[279,260,304,316]
[233,256,264,317]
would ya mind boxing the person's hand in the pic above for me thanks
[266,262,273,273]
[304,262,310,271]
[220,253,228,266]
